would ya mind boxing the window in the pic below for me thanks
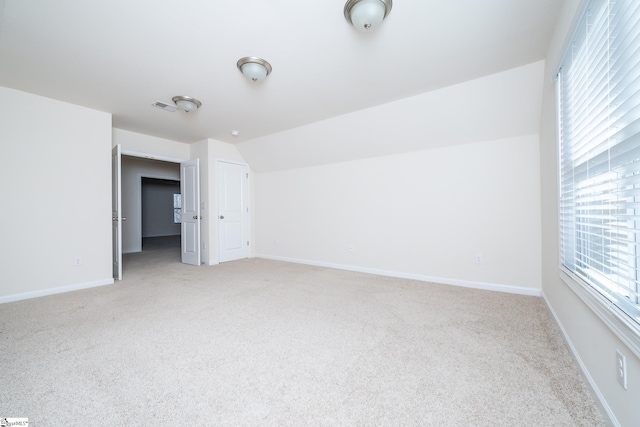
[557,0,640,352]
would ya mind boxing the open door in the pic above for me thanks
[112,145,122,280]
[218,160,250,263]
[181,159,201,265]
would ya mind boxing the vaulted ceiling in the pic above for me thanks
[0,0,563,145]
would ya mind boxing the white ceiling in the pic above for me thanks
[0,0,563,145]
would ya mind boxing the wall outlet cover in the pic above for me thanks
[616,350,627,390]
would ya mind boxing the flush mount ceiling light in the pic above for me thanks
[344,0,392,32]
[172,95,202,113]
[237,57,272,82]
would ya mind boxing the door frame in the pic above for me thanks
[113,149,193,278]
[112,145,122,280]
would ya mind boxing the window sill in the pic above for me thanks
[559,268,640,359]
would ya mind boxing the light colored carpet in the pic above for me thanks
[1,247,606,426]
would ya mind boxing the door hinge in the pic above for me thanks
[247,241,249,246]
[246,173,249,179]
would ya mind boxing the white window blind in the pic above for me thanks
[558,0,640,332]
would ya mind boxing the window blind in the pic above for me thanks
[558,0,640,328]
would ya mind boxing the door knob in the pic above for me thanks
[193,215,198,220]
[219,215,224,219]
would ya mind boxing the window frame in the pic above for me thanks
[555,0,640,359]
[559,269,640,357]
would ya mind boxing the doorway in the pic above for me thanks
[141,177,181,253]
[121,156,180,253]
[118,155,182,276]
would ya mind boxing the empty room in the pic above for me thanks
[1,0,639,425]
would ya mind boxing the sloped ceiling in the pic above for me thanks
[237,61,545,172]
[0,0,562,147]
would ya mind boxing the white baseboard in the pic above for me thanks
[255,254,541,297]
[0,278,114,304]
[541,291,618,427]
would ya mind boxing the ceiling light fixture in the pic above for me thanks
[344,0,392,32]
[237,57,272,82]
[172,95,202,113]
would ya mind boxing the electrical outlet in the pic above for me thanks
[73,256,82,267]
[616,350,628,389]
[475,254,483,264]
[349,244,355,252]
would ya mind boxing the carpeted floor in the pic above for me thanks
[1,247,606,426]
[142,235,181,251]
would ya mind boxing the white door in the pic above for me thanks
[112,145,122,280]
[218,161,249,262]
[181,159,201,266]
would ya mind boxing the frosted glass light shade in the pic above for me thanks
[241,62,268,82]
[176,100,196,112]
[172,96,202,113]
[237,57,273,82]
[344,0,392,32]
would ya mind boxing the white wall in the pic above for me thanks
[540,1,640,425]
[0,86,112,302]
[113,128,189,161]
[121,157,180,253]
[256,134,541,294]
[250,62,544,294]
[197,139,251,265]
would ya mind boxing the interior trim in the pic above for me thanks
[256,254,541,297]
[542,291,619,427]
[560,268,640,359]
[0,278,114,304]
